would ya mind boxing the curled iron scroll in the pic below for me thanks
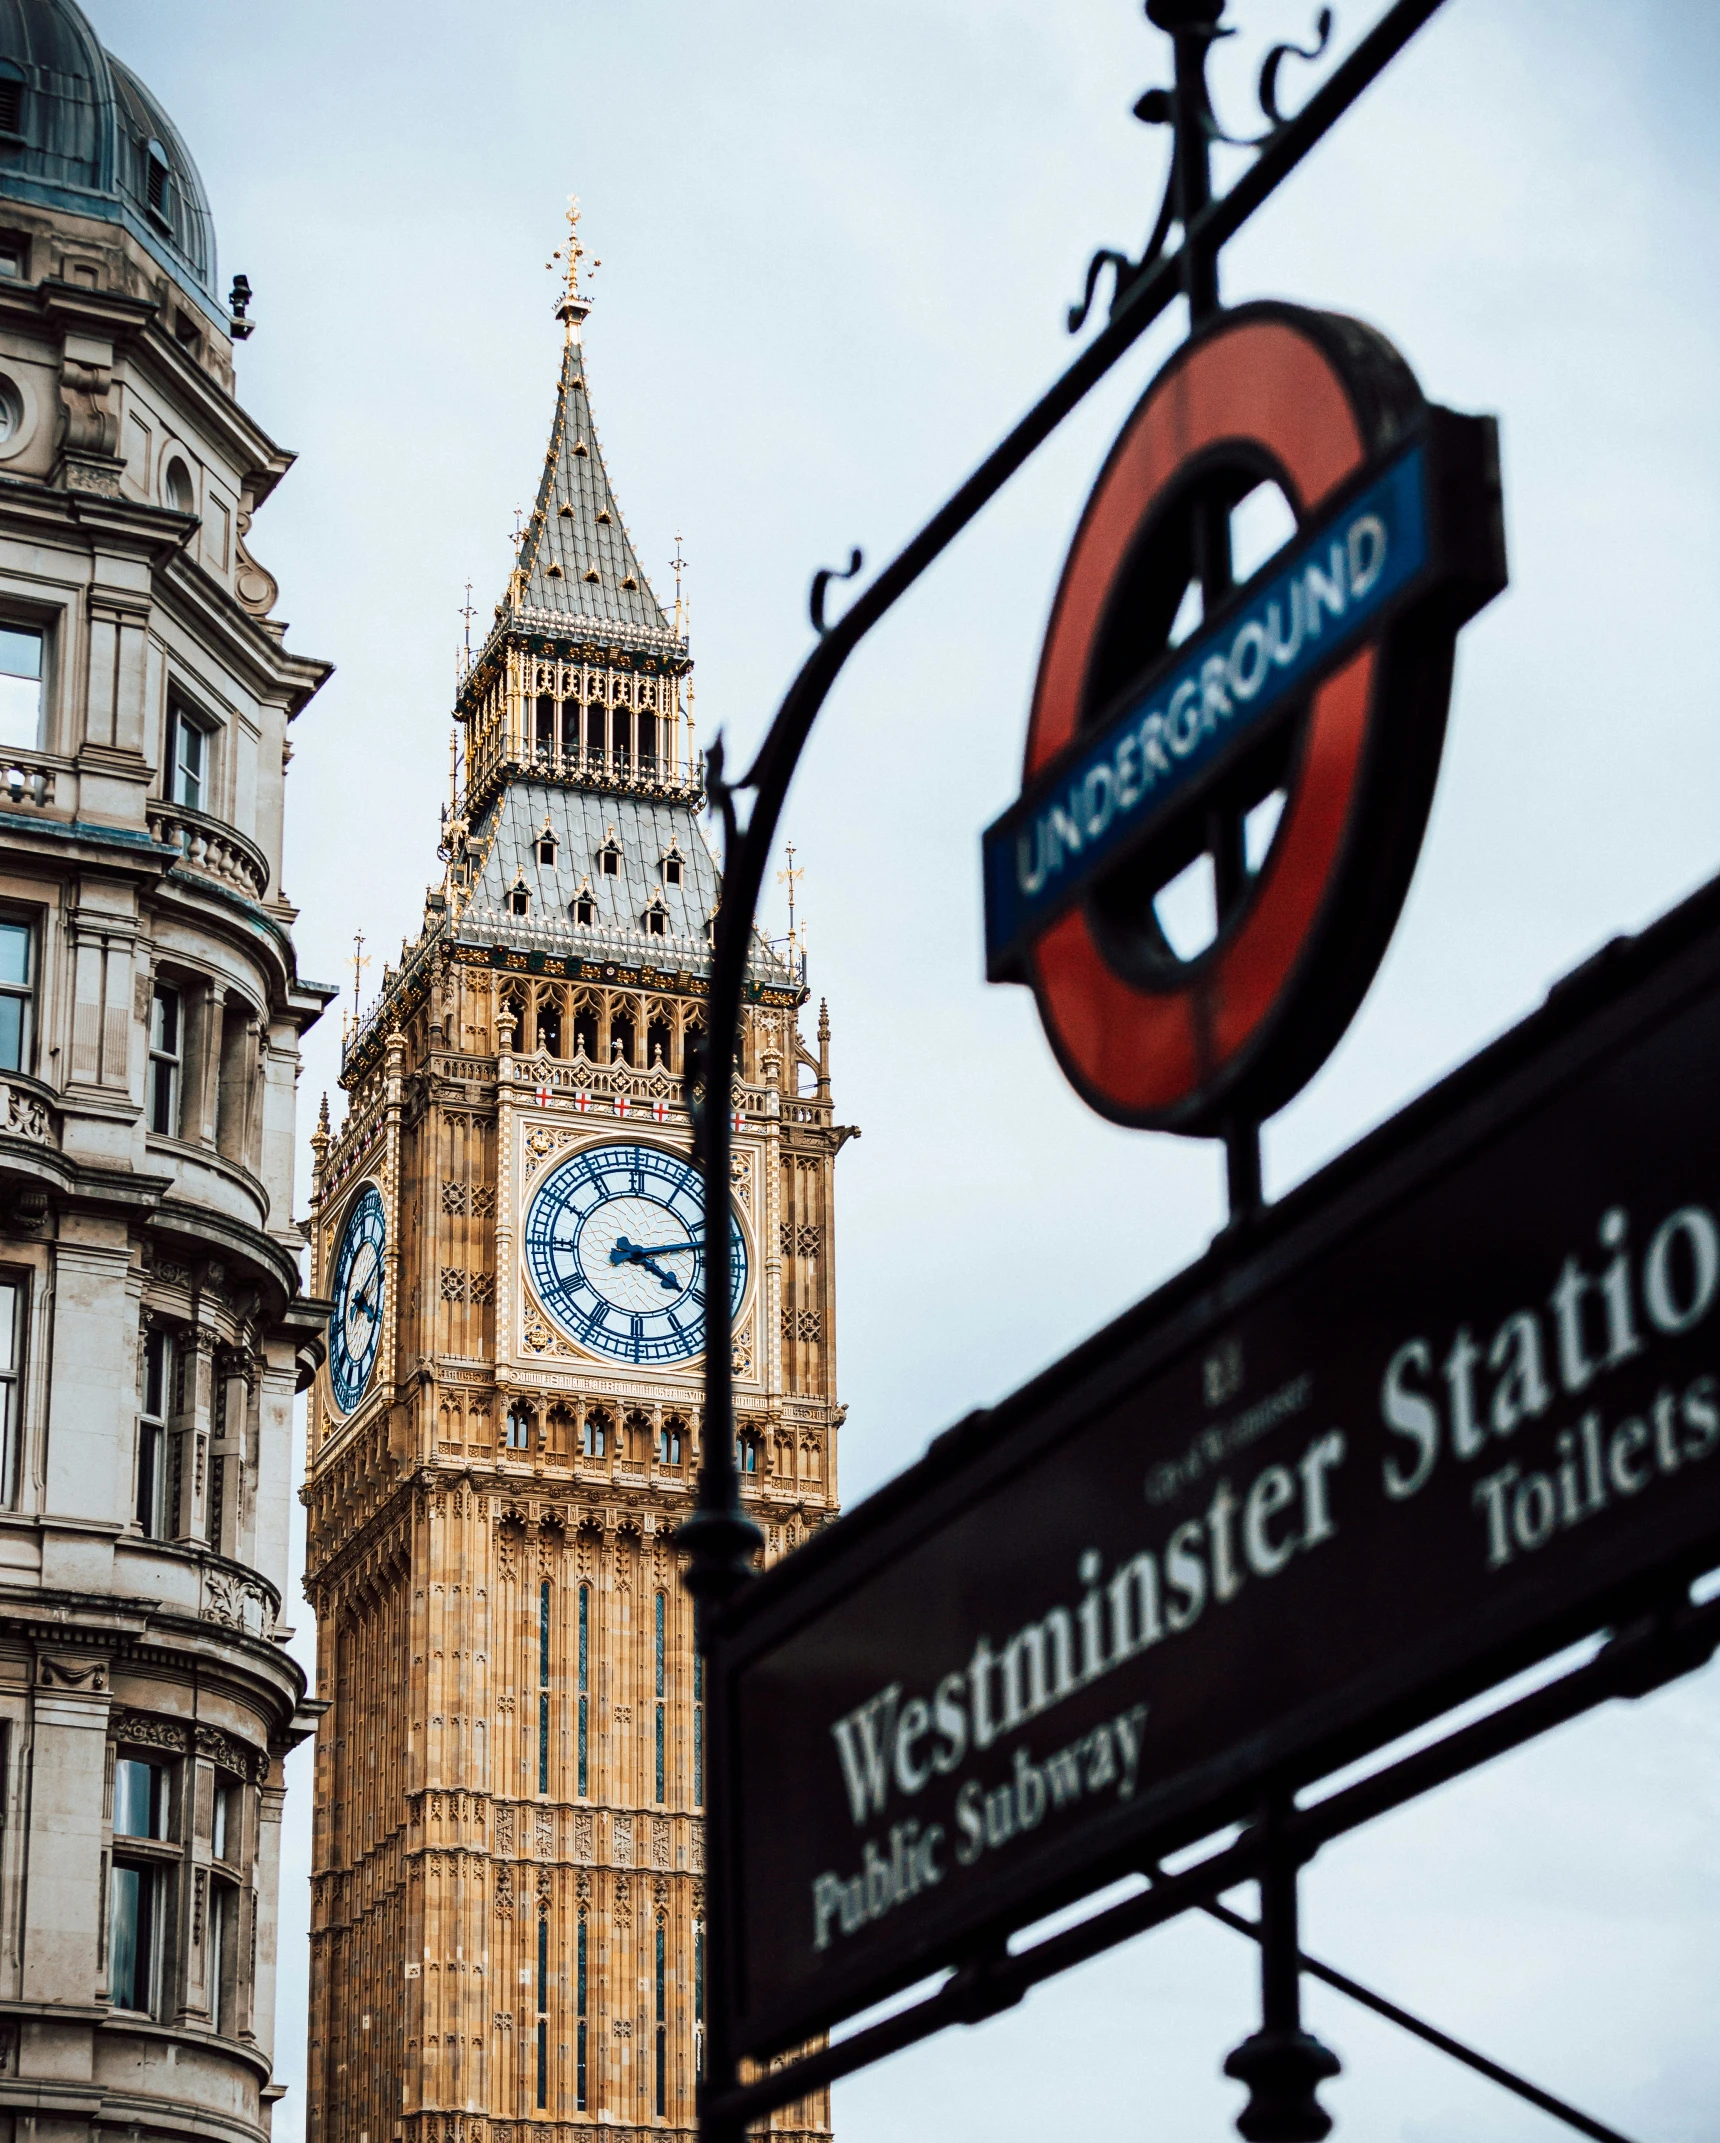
[809,548,865,636]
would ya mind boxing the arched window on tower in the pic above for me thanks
[582,1408,610,1460]
[646,1014,672,1070]
[659,1417,684,1468]
[584,703,606,760]
[536,1000,561,1057]
[534,695,555,761]
[638,708,658,772]
[506,1403,531,1452]
[735,1429,759,1476]
[572,1001,599,1059]
[610,1010,636,1066]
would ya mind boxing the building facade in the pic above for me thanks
[0,5,335,2143]
[302,245,848,2143]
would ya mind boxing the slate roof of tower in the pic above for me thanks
[501,313,682,653]
[462,783,718,946]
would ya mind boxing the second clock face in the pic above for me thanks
[523,1141,747,1366]
[328,1182,385,1414]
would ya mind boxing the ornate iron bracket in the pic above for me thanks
[1069,2,1340,334]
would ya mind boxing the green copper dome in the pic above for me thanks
[0,0,219,320]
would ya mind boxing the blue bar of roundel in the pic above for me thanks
[983,441,1431,973]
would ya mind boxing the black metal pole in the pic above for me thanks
[1224,1796,1341,2141]
[675,6,1458,2132]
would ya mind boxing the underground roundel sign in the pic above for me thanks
[983,301,1508,1133]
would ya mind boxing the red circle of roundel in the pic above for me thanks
[1022,301,1460,1135]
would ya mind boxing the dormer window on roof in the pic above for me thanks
[660,840,686,888]
[145,141,171,224]
[643,893,669,939]
[597,832,622,878]
[508,870,531,917]
[572,887,595,927]
[536,821,557,866]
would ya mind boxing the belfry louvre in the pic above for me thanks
[303,227,851,2143]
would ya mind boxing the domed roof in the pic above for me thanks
[0,0,217,319]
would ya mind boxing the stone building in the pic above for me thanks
[302,230,848,2143]
[0,3,335,2142]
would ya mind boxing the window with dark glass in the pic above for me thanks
[538,1579,551,1795]
[0,917,32,1074]
[0,79,23,139]
[663,853,683,887]
[693,1653,703,1810]
[577,1581,589,1797]
[506,1402,531,1452]
[0,1276,21,1508]
[0,626,42,750]
[115,1755,170,1840]
[211,1776,239,1866]
[654,1590,666,1805]
[537,830,557,867]
[658,1419,682,1467]
[137,1328,170,1537]
[164,700,206,809]
[582,1410,607,1459]
[209,1877,236,2033]
[573,894,595,928]
[148,986,181,1136]
[109,1860,162,2013]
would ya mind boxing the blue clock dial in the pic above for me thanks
[328,1184,386,1414]
[524,1142,747,1366]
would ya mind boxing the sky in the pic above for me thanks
[74,1,1720,2138]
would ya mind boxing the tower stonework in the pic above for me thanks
[304,255,849,2143]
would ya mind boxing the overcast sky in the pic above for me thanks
[76,2,1720,2137]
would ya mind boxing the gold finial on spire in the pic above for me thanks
[549,195,600,335]
[777,841,804,957]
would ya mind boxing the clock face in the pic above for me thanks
[524,1142,747,1367]
[328,1184,386,1414]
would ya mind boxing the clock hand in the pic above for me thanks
[607,1238,685,1292]
[610,1234,704,1264]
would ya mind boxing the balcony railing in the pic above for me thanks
[0,750,60,808]
[148,801,271,902]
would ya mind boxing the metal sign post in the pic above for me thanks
[671,5,1683,2140]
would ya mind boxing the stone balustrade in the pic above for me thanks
[0,751,57,807]
[147,800,271,901]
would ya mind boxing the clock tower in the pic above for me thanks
[302,227,850,2143]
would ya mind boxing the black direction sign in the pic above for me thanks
[712,873,1720,2061]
